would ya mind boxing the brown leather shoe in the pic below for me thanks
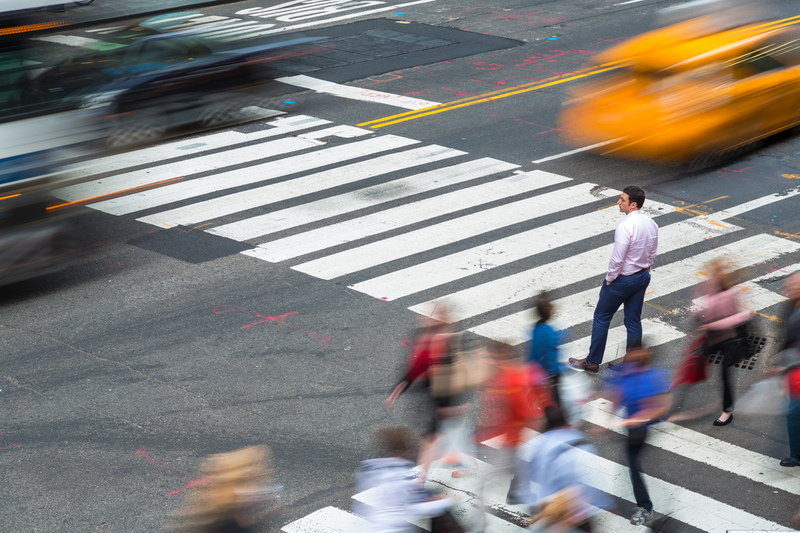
[568,357,599,373]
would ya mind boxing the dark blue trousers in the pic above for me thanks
[587,270,650,365]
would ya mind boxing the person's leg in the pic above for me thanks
[622,272,650,350]
[627,426,653,512]
[787,397,800,464]
[721,362,734,413]
[586,277,633,365]
[550,373,561,407]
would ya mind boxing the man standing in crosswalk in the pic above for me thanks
[569,186,658,373]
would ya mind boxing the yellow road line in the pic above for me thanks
[358,14,800,130]
[358,64,623,129]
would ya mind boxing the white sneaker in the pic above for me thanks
[630,507,653,526]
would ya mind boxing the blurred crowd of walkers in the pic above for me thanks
[165,267,799,533]
[372,267,800,532]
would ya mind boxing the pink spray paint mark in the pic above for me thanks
[212,305,332,344]
[135,446,213,497]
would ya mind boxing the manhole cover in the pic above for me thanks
[708,334,771,370]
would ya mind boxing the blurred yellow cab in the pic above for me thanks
[558,14,800,168]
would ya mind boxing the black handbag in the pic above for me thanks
[723,323,753,366]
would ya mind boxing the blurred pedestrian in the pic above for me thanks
[772,272,800,468]
[570,186,658,373]
[518,405,610,533]
[605,345,671,526]
[471,340,549,531]
[355,426,454,533]
[171,445,282,533]
[529,292,566,405]
[386,304,471,477]
[693,259,752,426]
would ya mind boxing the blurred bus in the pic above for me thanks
[0,3,106,286]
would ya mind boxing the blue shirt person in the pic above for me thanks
[605,346,671,526]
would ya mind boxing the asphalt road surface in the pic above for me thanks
[2,1,800,531]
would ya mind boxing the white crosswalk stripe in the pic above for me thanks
[59,112,800,532]
[243,169,568,263]
[294,182,620,281]
[144,144,466,231]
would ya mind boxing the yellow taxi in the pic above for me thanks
[558,14,800,169]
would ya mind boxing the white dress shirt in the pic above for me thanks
[606,210,658,283]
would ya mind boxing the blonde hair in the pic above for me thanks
[530,486,585,527]
[175,446,274,531]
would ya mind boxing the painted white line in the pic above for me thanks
[281,506,370,533]
[245,169,563,263]
[484,430,788,532]
[277,75,441,110]
[585,398,800,496]
[559,318,686,358]
[532,139,620,164]
[614,0,644,5]
[472,234,800,344]
[226,0,438,40]
[409,189,800,341]
[57,121,351,201]
[345,192,658,299]
[295,184,620,282]
[751,260,800,283]
[411,211,727,324]
[141,144,463,230]
[31,34,125,50]
[90,133,413,217]
[56,115,325,183]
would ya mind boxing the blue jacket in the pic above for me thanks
[529,322,564,377]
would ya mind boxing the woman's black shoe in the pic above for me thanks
[713,414,733,426]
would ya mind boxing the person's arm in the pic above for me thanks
[621,392,672,427]
[606,224,630,284]
[699,310,752,332]
[648,220,658,269]
[385,380,408,410]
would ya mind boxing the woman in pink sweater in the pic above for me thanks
[696,259,753,426]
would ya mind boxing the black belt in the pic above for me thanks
[622,268,647,276]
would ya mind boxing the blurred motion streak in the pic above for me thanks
[45,176,184,212]
[0,5,328,285]
[558,0,800,169]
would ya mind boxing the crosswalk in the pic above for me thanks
[56,112,800,348]
[54,112,800,531]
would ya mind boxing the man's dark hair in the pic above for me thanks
[623,186,646,209]
[533,291,553,324]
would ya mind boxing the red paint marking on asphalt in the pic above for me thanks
[490,11,542,22]
[527,15,565,25]
[513,118,564,134]
[63,242,125,268]
[135,446,212,497]
[212,305,332,343]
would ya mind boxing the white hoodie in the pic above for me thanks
[354,457,452,533]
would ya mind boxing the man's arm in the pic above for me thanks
[606,225,630,284]
[620,392,672,427]
[648,221,658,269]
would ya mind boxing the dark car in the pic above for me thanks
[32,23,326,147]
